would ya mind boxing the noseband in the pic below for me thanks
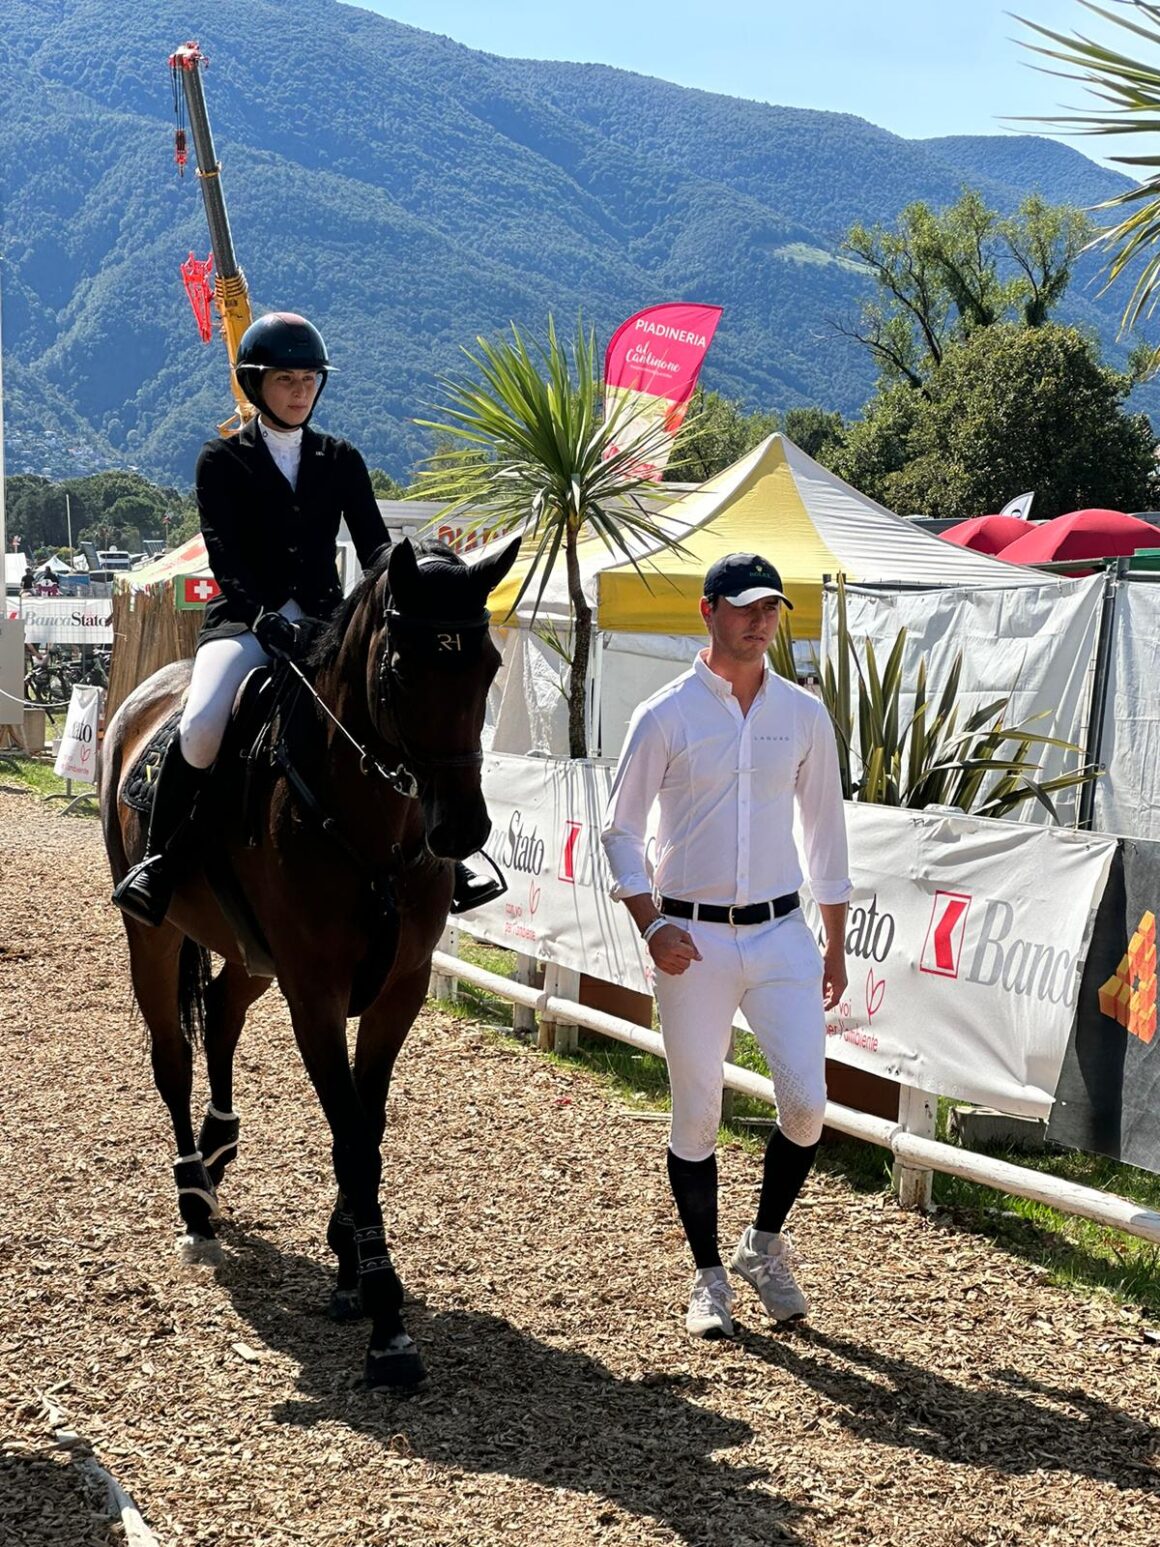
[376,607,492,788]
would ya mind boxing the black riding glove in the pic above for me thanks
[253,610,299,658]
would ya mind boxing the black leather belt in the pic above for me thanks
[660,891,800,926]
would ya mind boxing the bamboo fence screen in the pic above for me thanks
[107,583,201,721]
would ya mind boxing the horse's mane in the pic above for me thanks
[308,539,464,669]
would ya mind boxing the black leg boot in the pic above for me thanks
[111,738,207,926]
[450,858,507,915]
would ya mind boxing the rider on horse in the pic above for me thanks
[111,310,504,927]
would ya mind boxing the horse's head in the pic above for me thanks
[358,536,519,858]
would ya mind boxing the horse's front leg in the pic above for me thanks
[326,966,431,1320]
[283,980,425,1391]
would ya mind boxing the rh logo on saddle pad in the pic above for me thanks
[920,890,973,978]
[558,820,583,884]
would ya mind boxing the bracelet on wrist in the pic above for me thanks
[641,916,668,945]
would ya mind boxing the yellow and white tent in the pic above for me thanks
[487,432,1047,641]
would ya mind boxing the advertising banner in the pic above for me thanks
[53,685,103,784]
[603,302,723,480]
[469,756,1116,1117]
[1049,837,1160,1173]
[20,598,114,646]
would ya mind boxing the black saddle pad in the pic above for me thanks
[122,710,183,815]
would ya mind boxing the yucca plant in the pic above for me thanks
[769,578,1098,820]
[414,315,692,757]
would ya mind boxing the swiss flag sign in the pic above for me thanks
[181,575,220,607]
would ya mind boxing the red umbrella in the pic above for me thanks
[999,508,1160,565]
[940,514,1035,555]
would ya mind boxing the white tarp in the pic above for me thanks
[466,754,1115,1116]
[1093,581,1160,840]
[18,597,114,646]
[54,686,102,783]
[825,576,1105,826]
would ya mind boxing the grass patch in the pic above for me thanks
[0,754,96,814]
[435,936,1160,1314]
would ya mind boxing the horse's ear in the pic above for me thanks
[469,536,521,598]
[386,538,420,607]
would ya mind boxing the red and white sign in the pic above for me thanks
[179,574,221,607]
[465,755,1116,1118]
[54,685,103,785]
[603,302,723,480]
[920,891,973,977]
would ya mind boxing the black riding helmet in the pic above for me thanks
[234,311,331,429]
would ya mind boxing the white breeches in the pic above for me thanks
[178,600,303,769]
[654,909,827,1161]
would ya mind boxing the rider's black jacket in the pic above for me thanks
[195,417,391,644]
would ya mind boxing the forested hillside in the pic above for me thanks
[0,0,1145,485]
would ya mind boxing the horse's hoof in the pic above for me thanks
[328,1288,366,1322]
[176,1232,223,1266]
[365,1335,426,1392]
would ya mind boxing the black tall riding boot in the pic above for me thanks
[450,859,508,915]
[111,738,207,927]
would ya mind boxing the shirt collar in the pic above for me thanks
[693,649,773,704]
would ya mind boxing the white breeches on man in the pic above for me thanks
[655,909,828,1161]
[178,599,304,769]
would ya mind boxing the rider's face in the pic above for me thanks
[259,369,322,427]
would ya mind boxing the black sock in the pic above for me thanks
[666,1148,721,1270]
[755,1127,819,1236]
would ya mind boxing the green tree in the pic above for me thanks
[665,388,779,482]
[368,467,405,498]
[416,315,692,757]
[782,406,847,466]
[835,323,1157,518]
[840,190,1092,391]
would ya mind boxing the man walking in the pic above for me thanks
[601,553,850,1338]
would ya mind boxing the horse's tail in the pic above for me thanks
[178,936,213,1047]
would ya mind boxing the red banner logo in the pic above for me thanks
[920,891,972,978]
[183,575,220,606]
[559,820,583,884]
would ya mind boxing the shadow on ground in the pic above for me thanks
[213,1230,807,1547]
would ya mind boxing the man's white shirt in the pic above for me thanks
[601,653,852,908]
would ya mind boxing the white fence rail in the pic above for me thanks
[431,946,1160,1248]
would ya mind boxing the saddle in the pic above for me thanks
[125,654,401,1014]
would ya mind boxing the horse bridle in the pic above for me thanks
[374,606,493,795]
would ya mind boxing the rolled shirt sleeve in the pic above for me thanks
[795,700,853,905]
[601,704,668,900]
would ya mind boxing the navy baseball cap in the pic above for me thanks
[703,552,793,609]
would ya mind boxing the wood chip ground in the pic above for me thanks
[1,791,1157,1546]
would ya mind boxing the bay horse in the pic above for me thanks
[100,536,519,1390]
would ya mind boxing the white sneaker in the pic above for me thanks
[730,1227,808,1323]
[685,1265,735,1339]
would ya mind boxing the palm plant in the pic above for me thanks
[1017,1,1160,337]
[415,315,692,758]
[769,579,1098,820]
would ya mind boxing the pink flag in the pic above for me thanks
[603,302,723,480]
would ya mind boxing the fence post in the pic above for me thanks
[513,952,542,1036]
[429,924,459,1002]
[540,961,581,1053]
[893,1083,936,1210]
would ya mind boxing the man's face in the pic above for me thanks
[701,594,782,661]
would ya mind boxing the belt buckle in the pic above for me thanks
[728,903,740,926]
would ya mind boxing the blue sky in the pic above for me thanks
[348,0,1126,159]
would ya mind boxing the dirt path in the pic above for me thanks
[1,789,1157,1546]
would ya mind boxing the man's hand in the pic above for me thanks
[822,940,848,1010]
[649,923,703,977]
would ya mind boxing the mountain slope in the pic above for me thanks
[0,0,1150,485]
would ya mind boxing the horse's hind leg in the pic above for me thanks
[197,963,272,1188]
[125,921,219,1252]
